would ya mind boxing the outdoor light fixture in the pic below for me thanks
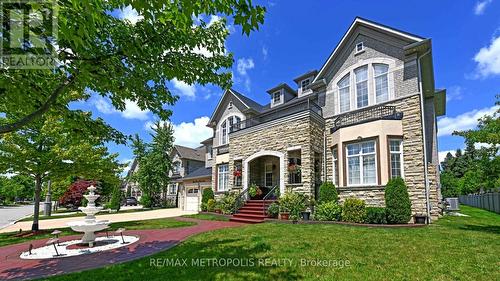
[116,228,126,244]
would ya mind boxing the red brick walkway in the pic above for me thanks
[0,218,242,281]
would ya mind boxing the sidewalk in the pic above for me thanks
[0,208,197,233]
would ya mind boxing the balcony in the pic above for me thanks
[230,98,323,134]
[331,105,403,133]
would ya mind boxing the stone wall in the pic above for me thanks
[228,112,324,197]
[325,94,442,221]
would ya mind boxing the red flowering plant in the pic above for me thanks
[233,170,242,177]
[59,179,96,209]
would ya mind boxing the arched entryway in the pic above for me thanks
[243,150,285,197]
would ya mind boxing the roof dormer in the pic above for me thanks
[266,83,296,108]
[293,70,318,98]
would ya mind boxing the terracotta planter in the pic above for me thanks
[280,212,289,220]
[215,209,221,214]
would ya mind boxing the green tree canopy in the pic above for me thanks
[0,0,266,134]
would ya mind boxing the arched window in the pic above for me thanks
[338,74,350,113]
[220,115,242,145]
[374,64,389,103]
[355,66,368,108]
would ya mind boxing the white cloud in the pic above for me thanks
[446,86,464,102]
[145,117,212,148]
[117,6,143,24]
[208,15,221,26]
[474,0,493,15]
[473,35,500,78]
[262,46,268,60]
[438,150,455,164]
[121,158,134,175]
[437,105,499,137]
[172,78,196,99]
[236,57,255,92]
[92,96,149,120]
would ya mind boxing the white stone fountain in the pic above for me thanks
[67,185,109,247]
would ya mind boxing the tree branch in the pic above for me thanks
[0,72,78,134]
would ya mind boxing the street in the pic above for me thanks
[0,204,36,229]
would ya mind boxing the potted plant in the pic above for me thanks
[266,202,279,218]
[279,207,290,220]
[248,183,258,198]
[233,170,242,177]
[301,196,315,221]
[214,200,221,214]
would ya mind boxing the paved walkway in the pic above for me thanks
[0,208,197,233]
[0,218,242,281]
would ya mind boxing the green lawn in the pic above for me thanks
[182,213,230,221]
[0,218,194,248]
[46,206,500,281]
[18,207,160,222]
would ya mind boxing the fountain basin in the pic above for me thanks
[68,220,109,246]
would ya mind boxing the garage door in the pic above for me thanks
[185,188,200,211]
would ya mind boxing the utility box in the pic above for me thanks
[445,198,460,211]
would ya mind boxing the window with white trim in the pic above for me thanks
[346,140,377,185]
[389,139,404,179]
[173,161,181,174]
[217,164,229,191]
[356,42,364,53]
[265,163,273,187]
[374,64,389,103]
[220,115,241,145]
[301,79,310,91]
[287,151,302,184]
[332,147,339,186]
[168,184,176,195]
[338,74,350,113]
[273,91,281,104]
[355,66,368,108]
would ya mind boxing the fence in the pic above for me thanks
[458,193,500,214]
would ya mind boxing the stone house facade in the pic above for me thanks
[188,18,446,222]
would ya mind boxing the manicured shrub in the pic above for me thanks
[206,199,216,212]
[365,207,387,224]
[201,188,215,211]
[266,202,279,218]
[314,201,342,221]
[108,185,122,211]
[279,191,307,220]
[341,198,366,223]
[319,182,338,203]
[140,194,153,208]
[219,192,238,214]
[385,177,412,224]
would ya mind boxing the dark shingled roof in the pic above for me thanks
[230,89,266,112]
[182,167,212,180]
[174,145,205,162]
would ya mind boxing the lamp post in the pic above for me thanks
[43,180,52,217]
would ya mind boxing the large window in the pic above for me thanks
[338,74,350,113]
[374,64,389,103]
[220,115,241,145]
[265,163,273,187]
[288,157,302,184]
[217,164,229,191]
[332,147,339,186]
[346,140,377,185]
[355,66,368,108]
[389,139,403,179]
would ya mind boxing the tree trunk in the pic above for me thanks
[32,175,42,231]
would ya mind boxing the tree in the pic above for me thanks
[0,110,123,230]
[131,121,175,208]
[0,0,266,134]
[59,179,96,209]
[0,175,35,204]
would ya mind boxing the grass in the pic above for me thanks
[46,206,500,281]
[182,213,230,221]
[0,218,194,248]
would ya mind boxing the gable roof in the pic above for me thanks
[173,145,205,162]
[313,17,425,83]
[208,88,265,125]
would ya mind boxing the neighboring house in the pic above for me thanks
[122,159,142,200]
[197,17,445,223]
[169,145,207,210]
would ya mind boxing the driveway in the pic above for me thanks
[0,205,37,230]
[0,208,197,233]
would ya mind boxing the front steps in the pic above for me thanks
[229,200,276,223]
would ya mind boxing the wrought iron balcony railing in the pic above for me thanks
[331,105,403,133]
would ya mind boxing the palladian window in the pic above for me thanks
[338,74,350,113]
[374,64,389,103]
[355,66,368,108]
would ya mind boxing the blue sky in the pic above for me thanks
[73,0,500,174]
